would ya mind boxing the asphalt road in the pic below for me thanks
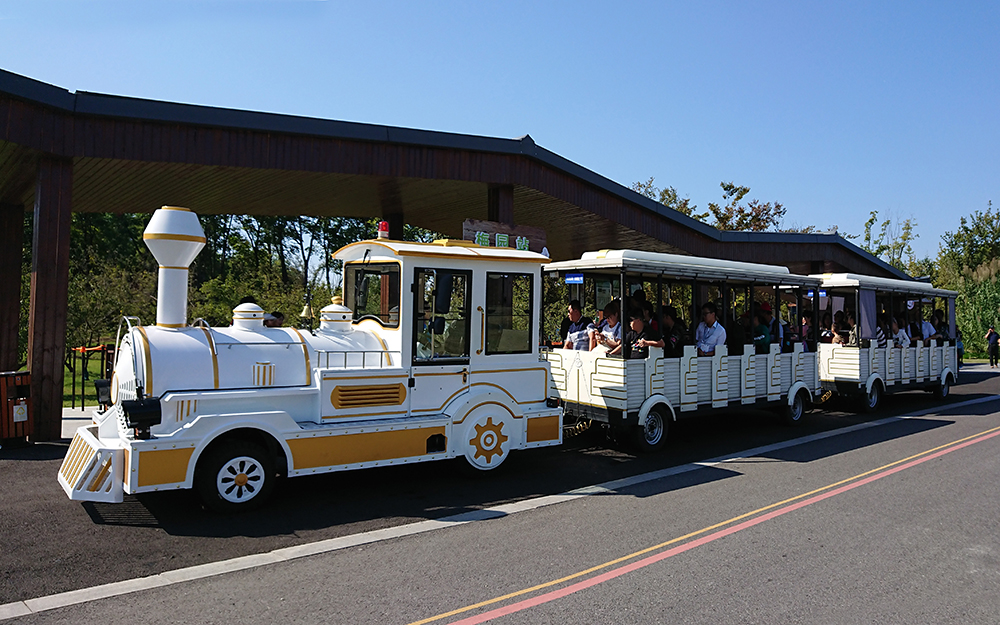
[2,365,998,623]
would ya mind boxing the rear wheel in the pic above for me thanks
[934,375,951,399]
[861,381,882,413]
[195,441,275,513]
[634,408,668,453]
[782,390,807,426]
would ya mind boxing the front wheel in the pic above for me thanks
[195,441,275,513]
[634,408,668,453]
[861,382,882,413]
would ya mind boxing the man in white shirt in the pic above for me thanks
[921,317,940,346]
[695,302,727,356]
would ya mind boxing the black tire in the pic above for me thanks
[934,375,951,399]
[782,390,807,426]
[861,381,882,413]
[634,408,668,453]
[195,441,275,513]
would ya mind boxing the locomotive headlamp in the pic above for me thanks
[94,379,112,408]
[121,398,162,440]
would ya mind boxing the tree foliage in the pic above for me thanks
[956,258,1000,357]
[630,177,707,220]
[706,182,786,232]
[857,210,918,272]
[936,201,1000,290]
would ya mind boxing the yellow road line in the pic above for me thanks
[409,423,1000,625]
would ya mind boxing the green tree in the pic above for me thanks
[956,258,1000,357]
[936,201,1000,290]
[857,210,919,272]
[706,182,786,231]
[631,177,707,220]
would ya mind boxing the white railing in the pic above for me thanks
[316,350,401,369]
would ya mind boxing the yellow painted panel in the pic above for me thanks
[526,416,560,443]
[137,448,194,487]
[123,448,130,487]
[288,427,446,470]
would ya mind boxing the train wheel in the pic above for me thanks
[861,382,882,413]
[782,390,806,426]
[934,376,951,399]
[633,408,668,453]
[196,441,275,512]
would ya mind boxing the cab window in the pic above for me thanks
[486,272,533,354]
[345,263,401,327]
[413,268,471,363]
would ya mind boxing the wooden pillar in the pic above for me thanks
[28,157,73,441]
[0,203,24,371]
[488,184,514,225]
[378,179,404,240]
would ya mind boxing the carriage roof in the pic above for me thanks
[545,249,820,287]
[814,273,956,298]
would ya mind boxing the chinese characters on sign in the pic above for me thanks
[462,219,547,255]
[474,231,531,250]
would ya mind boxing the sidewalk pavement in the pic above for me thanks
[61,407,94,439]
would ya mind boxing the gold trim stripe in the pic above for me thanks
[290,328,312,384]
[142,233,207,243]
[159,206,192,212]
[158,265,190,270]
[136,326,154,396]
[199,327,219,389]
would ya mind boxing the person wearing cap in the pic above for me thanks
[695,302,727,357]
[611,308,663,358]
[264,311,285,328]
[986,325,999,367]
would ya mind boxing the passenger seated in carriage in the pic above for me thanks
[560,299,593,350]
[660,306,686,358]
[695,302,727,356]
[610,308,664,358]
[589,302,622,351]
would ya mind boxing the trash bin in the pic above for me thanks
[1,371,31,445]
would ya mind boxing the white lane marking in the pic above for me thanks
[2,394,997,620]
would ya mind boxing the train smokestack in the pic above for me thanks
[142,206,206,328]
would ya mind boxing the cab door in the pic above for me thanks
[409,268,472,416]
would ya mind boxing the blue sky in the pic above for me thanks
[1,0,997,260]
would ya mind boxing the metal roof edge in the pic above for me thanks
[0,68,76,110]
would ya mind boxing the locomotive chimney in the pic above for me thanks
[143,206,206,328]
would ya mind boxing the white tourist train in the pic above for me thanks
[57,208,960,511]
[59,207,560,511]
[812,273,958,410]
[543,250,825,452]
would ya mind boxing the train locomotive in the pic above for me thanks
[59,207,562,511]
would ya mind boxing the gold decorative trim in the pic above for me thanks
[290,328,312,384]
[159,206,192,212]
[156,322,186,328]
[136,326,153,396]
[142,233,207,243]
[198,327,219,389]
[158,265,190,270]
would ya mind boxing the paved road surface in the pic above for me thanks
[2,365,998,623]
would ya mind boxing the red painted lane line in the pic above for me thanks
[449,428,1000,625]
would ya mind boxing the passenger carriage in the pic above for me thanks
[543,250,824,452]
[59,208,561,511]
[812,273,958,410]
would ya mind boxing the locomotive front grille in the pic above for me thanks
[58,427,124,503]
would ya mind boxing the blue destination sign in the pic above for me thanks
[565,273,584,284]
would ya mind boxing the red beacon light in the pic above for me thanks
[377,221,389,239]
